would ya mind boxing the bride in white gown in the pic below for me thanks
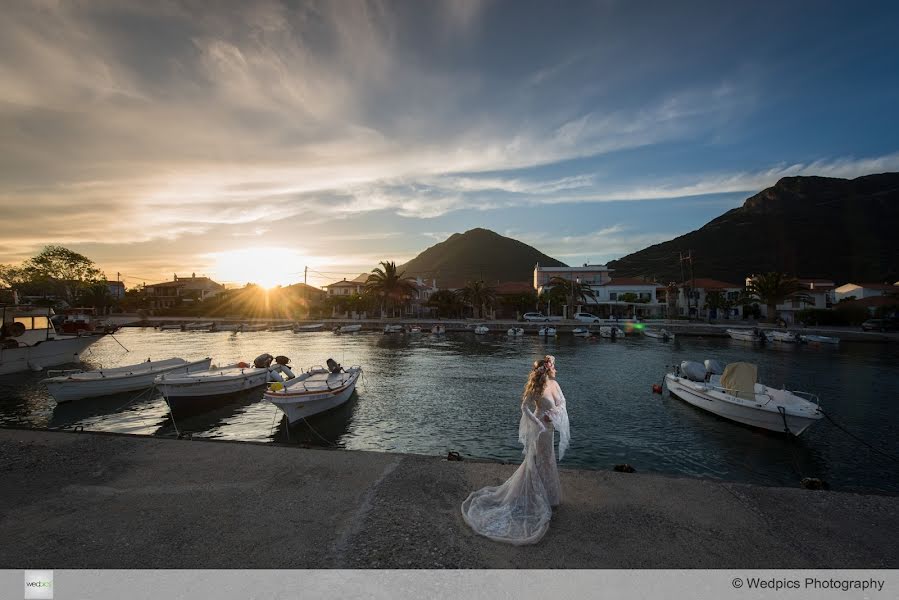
[461,355,570,545]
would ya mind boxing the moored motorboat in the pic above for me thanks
[215,322,244,332]
[265,359,362,424]
[241,323,269,332]
[538,326,557,337]
[156,354,294,416]
[383,324,404,334]
[766,330,799,343]
[664,360,822,435]
[268,323,294,332]
[599,325,624,339]
[800,334,840,345]
[473,325,489,335]
[0,307,103,375]
[294,323,324,332]
[507,327,524,336]
[431,324,446,335]
[643,328,674,341]
[43,357,212,403]
[572,327,592,337]
[408,326,422,334]
[335,324,362,334]
[726,328,765,342]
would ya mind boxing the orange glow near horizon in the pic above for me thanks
[209,247,306,289]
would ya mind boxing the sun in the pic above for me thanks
[210,247,305,289]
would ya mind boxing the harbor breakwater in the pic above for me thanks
[1,429,896,569]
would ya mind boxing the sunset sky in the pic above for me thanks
[2,1,898,289]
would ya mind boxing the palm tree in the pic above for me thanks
[427,289,462,319]
[364,261,417,317]
[546,276,596,316]
[747,273,811,323]
[704,290,730,320]
[456,280,496,319]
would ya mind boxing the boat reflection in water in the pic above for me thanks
[271,391,360,447]
[49,390,170,436]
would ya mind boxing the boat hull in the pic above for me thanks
[726,329,763,342]
[45,358,212,403]
[266,370,361,423]
[664,374,820,435]
[0,335,101,375]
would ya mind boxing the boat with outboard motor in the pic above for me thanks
[507,327,524,336]
[599,325,625,339]
[156,353,295,415]
[473,325,489,335]
[643,328,675,341]
[765,330,800,343]
[800,334,840,345]
[430,324,446,335]
[0,306,104,375]
[265,358,362,423]
[334,324,362,334]
[538,326,557,337]
[726,328,765,342]
[43,357,212,403]
[664,359,822,435]
[383,324,404,334]
[294,323,324,333]
[572,327,592,338]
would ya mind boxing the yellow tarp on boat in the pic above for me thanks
[721,362,757,401]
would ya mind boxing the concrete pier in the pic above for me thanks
[1,429,896,569]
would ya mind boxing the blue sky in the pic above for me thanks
[1,1,898,288]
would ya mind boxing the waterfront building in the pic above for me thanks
[324,274,368,297]
[143,273,224,310]
[533,264,664,318]
[833,282,899,302]
[676,278,744,320]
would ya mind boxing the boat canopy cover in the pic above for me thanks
[721,362,757,401]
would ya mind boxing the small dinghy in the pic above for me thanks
[800,334,840,345]
[268,324,294,332]
[664,360,822,435]
[431,324,446,335]
[241,323,269,332]
[643,328,675,341]
[335,324,362,334]
[383,324,404,334]
[473,325,489,335]
[294,323,324,332]
[43,357,212,403]
[215,322,244,332]
[572,327,592,337]
[538,326,557,337]
[726,328,765,342]
[408,326,422,334]
[265,359,362,424]
[599,325,624,339]
[507,327,524,336]
[156,354,294,415]
[184,322,214,331]
[766,330,799,343]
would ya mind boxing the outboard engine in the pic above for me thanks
[274,355,290,366]
[704,359,725,376]
[326,358,343,374]
[253,353,274,369]
[680,361,706,382]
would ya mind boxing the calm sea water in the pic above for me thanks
[1,327,897,493]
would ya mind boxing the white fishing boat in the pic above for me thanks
[0,307,103,375]
[599,325,625,339]
[643,328,675,341]
[664,360,822,436]
[184,322,214,331]
[156,354,294,414]
[158,323,184,331]
[766,330,799,343]
[572,327,592,337]
[43,357,212,403]
[383,324,404,334]
[473,325,489,335]
[431,324,446,335]
[335,324,362,334]
[507,327,524,336]
[538,326,557,337]
[294,323,324,332]
[726,328,765,342]
[268,323,295,332]
[800,334,840,345]
[265,359,362,424]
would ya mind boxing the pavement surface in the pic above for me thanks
[1,429,896,569]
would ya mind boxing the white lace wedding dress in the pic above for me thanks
[461,380,570,545]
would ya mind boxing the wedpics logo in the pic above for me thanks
[24,570,53,600]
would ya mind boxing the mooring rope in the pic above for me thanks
[819,408,899,464]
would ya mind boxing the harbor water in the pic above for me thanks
[1,327,897,493]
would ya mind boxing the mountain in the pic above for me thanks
[607,173,899,284]
[399,228,567,288]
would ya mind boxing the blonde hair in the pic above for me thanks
[521,355,555,405]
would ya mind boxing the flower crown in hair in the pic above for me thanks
[534,355,555,374]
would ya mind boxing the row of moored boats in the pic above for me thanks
[725,328,840,345]
[42,354,362,425]
[159,322,326,333]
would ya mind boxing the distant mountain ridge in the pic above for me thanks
[607,173,899,284]
[399,228,566,288]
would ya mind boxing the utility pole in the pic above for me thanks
[304,266,308,317]
[679,251,695,318]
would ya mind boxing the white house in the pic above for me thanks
[833,282,899,302]
[324,274,368,297]
[144,273,224,310]
[676,278,744,319]
[533,264,663,317]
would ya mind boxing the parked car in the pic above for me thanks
[861,318,899,332]
[522,312,562,322]
[574,312,601,323]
